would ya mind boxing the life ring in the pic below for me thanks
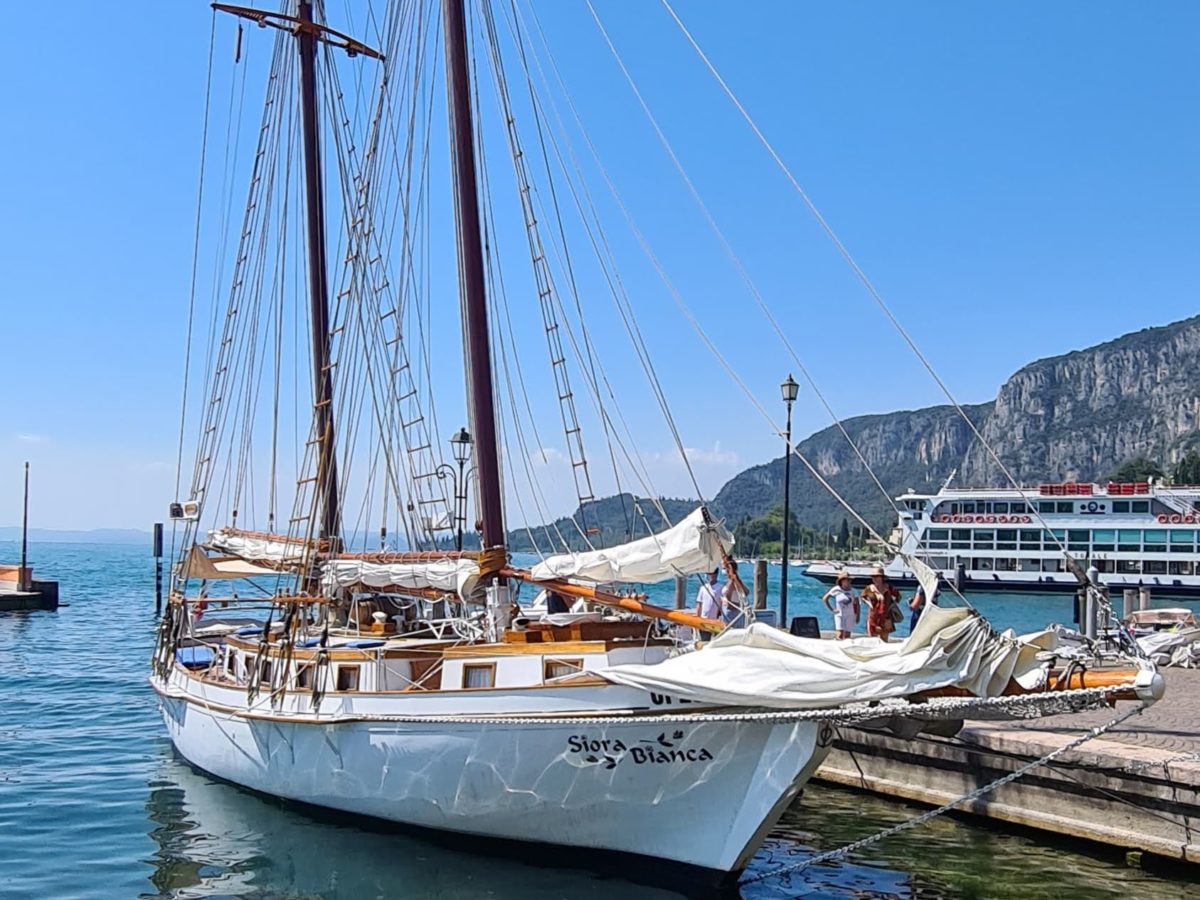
[963,515,974,524]
[1021,515,1032,524]
[985,515,997,524]
[1158,514,1170,524]
[1188,515,1197,525]
[1170,514,1183,525]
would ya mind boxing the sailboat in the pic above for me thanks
[151,1,1160,888]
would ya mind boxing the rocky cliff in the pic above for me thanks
[712,315,1200,531]
[961,316,1200,485]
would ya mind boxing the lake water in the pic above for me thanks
[2,541,1198,898]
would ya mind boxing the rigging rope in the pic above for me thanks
[742,702,1145,885]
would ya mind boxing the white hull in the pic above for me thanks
[154,672,829,877]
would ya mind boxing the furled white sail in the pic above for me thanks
[207,529,313,564]
[599,605,1056,708]
[529,507,733,584]
[320,558,479,597]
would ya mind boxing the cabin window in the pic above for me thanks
[1131,501,1150,514]
[1144,560,1168,575]
[1092,529,1115,553]
[1118,530,1141,552]
[1112,501,1130,513]
[1116,559,1141,575]
[1170,561,1195,576]
[260,660,273,685]
[1011,502,1030,515]
[1042,559,1065,573]
[1018,530,1041,548]
[1037,501,1054,514]
[1018,558,1041,572]
[992,502,1009,514]
[544,658,584,681]
[994,558,1016,572]
[926,556,951,570]
[951,529,970,550]
[296,664,314,689]
[961,502,977,514]
[971,558,994,571]
[462,663,496,689]
[1057,502,1074,514]
[336,665,360,692]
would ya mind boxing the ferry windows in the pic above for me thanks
[951,529,970,550]
[462,663,496,689]
[997,529,1017,551]
[1067,530,1090,553]
[995,558,1016,572]
[1169,561,1195,576]
[962,502,977,514]
[1132,501,1150,513]
[1143,531,1167,552]
[1144,560,1168,575]
[927,529,949,541]
[1116,560,1141,575]
[974,530,995,549]
[1112,501,1130,513]
[1042,559,1065,573]
[993,502,1009,514]
[1011,502,1030,515]
[1038,502,1056,514]
[1118,530,1142,552]
[1092,530,1115,553]
[1018,558,1041,572]
[1170,530,1195,553]
[972,558,994,571]
[1019,530,1041,547]
[336,665,361,692]
[1057,502,1074,514]
[544,658,584,681]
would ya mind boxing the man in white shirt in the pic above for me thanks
[695,569,723,640]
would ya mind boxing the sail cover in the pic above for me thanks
[320,558,479,597]
[598,605,1056,708]
[207,529,312,564]
[529,508,733,584]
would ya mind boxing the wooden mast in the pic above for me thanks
[441,0,505,572]
[296,0,341,545]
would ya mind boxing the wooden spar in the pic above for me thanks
[441,0,505,569]
[505,570,725,634]
[296,0,341,546]
[913,667,1146,703]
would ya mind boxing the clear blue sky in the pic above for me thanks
[1,1,1196,531]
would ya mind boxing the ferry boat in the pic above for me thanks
[807,481,1200,596]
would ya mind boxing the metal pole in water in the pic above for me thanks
[153,523,164,616]
[19,462,29,592]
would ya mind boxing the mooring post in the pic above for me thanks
[1138,587,1151,612]
[1083,590,1097,640]
[153,523,164,616]
[754,559,768,611]
[1122,589,1136,621]
[674,575,685,610]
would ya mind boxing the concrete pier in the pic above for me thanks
[0,579,59,611]
[815,668,1200,864]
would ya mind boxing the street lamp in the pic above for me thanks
[779,374,799,629]
[439,428,474,551]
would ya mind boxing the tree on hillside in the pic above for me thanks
[1175,450,1200,485]
[838,517,850,550]
[1103,456,1165,483]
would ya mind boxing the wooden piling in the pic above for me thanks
[753,559,768,610]
[674,575,686,610]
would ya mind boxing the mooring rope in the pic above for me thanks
[741,702,1145,885]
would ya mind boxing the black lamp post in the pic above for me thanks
[438,427,474,551]
[779,374,799,628]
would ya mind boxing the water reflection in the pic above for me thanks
[143,755,687,899]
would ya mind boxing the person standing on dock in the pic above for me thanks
[909,583,938,633]
[863,567,902,642]
[822,571,859,639]
[721,560,749,626]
